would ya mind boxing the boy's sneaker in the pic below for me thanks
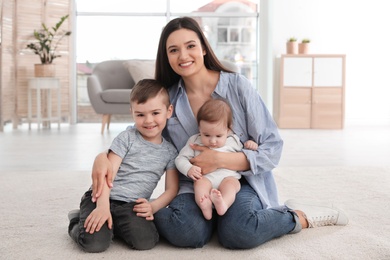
[68,209,80,237]
[285,199,349,228]
[68,209,80,222]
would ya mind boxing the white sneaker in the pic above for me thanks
[285,199,349,228]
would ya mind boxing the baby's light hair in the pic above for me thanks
[197,99,233,130]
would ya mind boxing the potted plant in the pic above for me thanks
[26,15,71,77]
[286,37,298,54]
[299,38,310,54]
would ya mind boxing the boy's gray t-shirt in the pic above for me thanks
[109,127,178,203]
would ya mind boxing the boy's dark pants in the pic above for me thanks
[69,190,159,252]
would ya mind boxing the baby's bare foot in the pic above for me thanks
[199,194,213,220]
[210,189,228,216]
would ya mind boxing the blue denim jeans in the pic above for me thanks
[69,190,159,252]
[154,180,300,249]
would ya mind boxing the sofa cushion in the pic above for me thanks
[101,89,132,104]
[123,60,155,84]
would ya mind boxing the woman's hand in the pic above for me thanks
[190,143,250,173]
[189,144,219,174]
[91,152,113,202]
[133,198,154,221]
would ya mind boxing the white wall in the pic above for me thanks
[270,0,390,126]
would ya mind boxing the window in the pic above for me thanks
[75,0,260,122]
[217,18,253,44]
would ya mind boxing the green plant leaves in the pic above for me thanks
[26,15,71,64]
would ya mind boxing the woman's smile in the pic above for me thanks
[180,61,193,67]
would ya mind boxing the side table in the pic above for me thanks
[28,77,61,129]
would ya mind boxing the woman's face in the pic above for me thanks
[166,28,206,78]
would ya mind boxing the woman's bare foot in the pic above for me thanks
[294,210,309,229]
[210,189,228,216]
[199,194,213,220]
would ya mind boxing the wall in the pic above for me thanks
[271,0,390,126]
[0,0,17,131]
[0,0,72,131]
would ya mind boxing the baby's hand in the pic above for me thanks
[244,140,259,151]
[187,166,202,181]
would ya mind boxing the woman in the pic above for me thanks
[91,17,348,249]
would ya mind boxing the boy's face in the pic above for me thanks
[131,93,173,144]
[198,120,229,149]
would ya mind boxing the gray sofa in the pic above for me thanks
[87,59,238,134]
[87,59,155,134]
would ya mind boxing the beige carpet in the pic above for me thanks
[1,166,389,260]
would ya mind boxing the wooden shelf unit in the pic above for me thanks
[274,54,346,129]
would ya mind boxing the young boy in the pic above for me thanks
[175,99,258,220]
[68,79,179,252]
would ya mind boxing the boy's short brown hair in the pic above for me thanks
[130,79,170,108]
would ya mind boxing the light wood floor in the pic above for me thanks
[1,123,390,172]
